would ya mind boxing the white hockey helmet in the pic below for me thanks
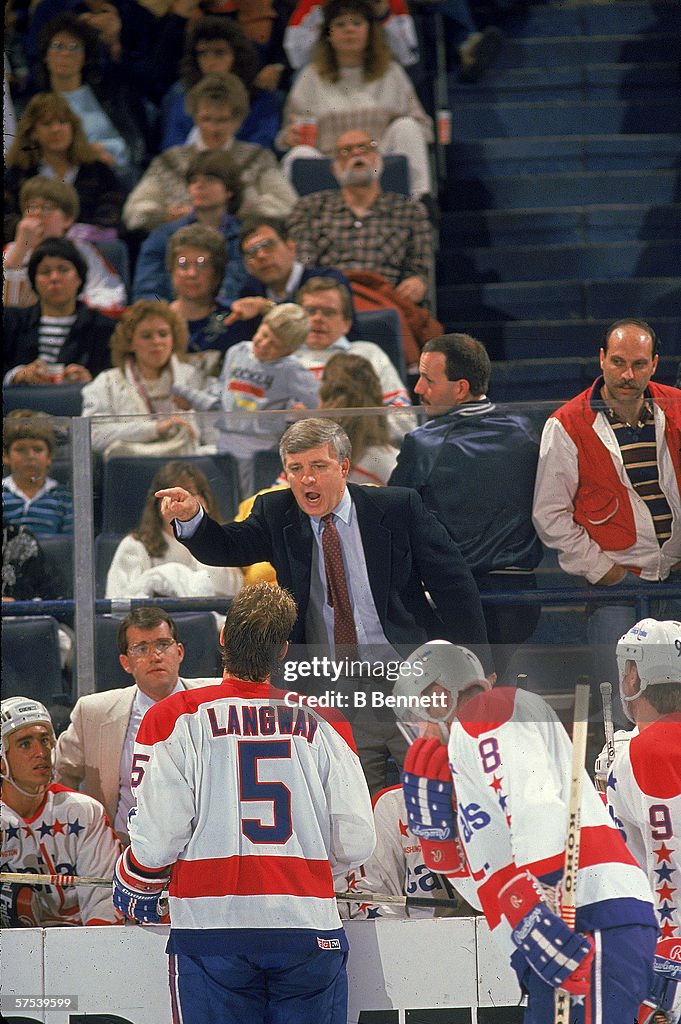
[617,618,681,722]
[393,640,487,726]
[1,696,54,762]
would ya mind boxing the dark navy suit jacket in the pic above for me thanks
[177,483,488,652]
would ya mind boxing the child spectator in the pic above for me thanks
[3,176,126,313]
[2,410,73,537]
[105,460,243,600]
[173,302,318,492]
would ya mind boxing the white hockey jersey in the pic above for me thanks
[342,784,479,920]
[607,714,681,939]
[448,688,656,969]
[128,678,375,954]
[0,784,121,926]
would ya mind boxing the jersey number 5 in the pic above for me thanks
[238,740,293,844]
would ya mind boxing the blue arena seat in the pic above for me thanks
[1,615,66,703]
[252,449,283,494]
[95,533,125,599]
[2,383,85,417]
[40,535,75,600]
[290,155,410,197]
[101,453,240,536]
[352,308,406,382]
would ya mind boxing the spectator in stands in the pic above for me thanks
[3,238,115,386]
[532,318,681,701]
[284,0,419,72]
[389,334,542,678]
[4,93,125,243]
[286,128,439,366]
[122,73,297,233]
[105,460,243,600]
[80,300,206,457]
[294,277,414,439]
[319,352,398,485]
[222,217,356,346]
[166,223,235,356]
[2,410,73,537]
[55,606,219,843]
[36,13,149,184]
[277,0,433,201]
[174,302,319,492]
[132,151,246,309]
[0,696,121,926]
[3,177,126,313]
[161,16,280,151]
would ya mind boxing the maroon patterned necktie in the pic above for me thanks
[321,513,358,647]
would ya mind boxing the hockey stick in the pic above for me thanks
[600,681,615,767]
[555,682,590,1024]
[1,874,453,909]
[1,872,111,886]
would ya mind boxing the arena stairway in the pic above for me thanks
[437,0,681,367]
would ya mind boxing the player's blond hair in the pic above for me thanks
[221,583,297,682]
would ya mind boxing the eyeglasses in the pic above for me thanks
[334,140,377,159]
[48,40,84,52]
[174,255,213,271]
[24,202,61,214]
[243,238,279,261]
[126,638,177,659]
[302,305,343,318]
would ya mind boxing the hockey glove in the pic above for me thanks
[498,870,594,994]
[638,937,681,1024]
[401,737,467,877]
[0,881,40,928]
[113,848,170,924]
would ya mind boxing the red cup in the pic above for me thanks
[297,118,318,148]
[437,109,452,146]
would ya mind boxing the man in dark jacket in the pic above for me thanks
[389,333,542,677]
[156,416,489,791]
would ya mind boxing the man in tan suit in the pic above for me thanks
[55,606,217,843]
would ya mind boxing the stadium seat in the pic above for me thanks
[2,383,85,417]
[101,453,241,536]
[290,155,410,197]
[95,238,131,298]
[95,533,125,599]
[1,615,66,703]
[92,611,224,690]
[252,449,283,494]
[352,308,407,382]
[40,535,74,600]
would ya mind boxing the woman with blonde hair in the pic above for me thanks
[81,300,207,456]
[105,459,243,600]
[4,92,124,240]
[319,351,398,484]
[276,0,432,199]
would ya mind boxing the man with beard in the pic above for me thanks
[286,129,436,367]
[532,318,681,709]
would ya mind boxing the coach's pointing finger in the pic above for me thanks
[155,487,201,523]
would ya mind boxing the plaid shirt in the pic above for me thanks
[286,190,431,288]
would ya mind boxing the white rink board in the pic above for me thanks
[3,918,520,1023]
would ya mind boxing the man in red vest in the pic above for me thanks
[532,318,681,717]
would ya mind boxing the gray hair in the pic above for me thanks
[279,417,352,464]
[262,302,309,353]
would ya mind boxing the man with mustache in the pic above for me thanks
[532,318,681,710]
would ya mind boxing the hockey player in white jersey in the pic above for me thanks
[112,582,375,1024]
[606,618,681,1024]
[394,639,658,1024]
[1,696,121,927]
